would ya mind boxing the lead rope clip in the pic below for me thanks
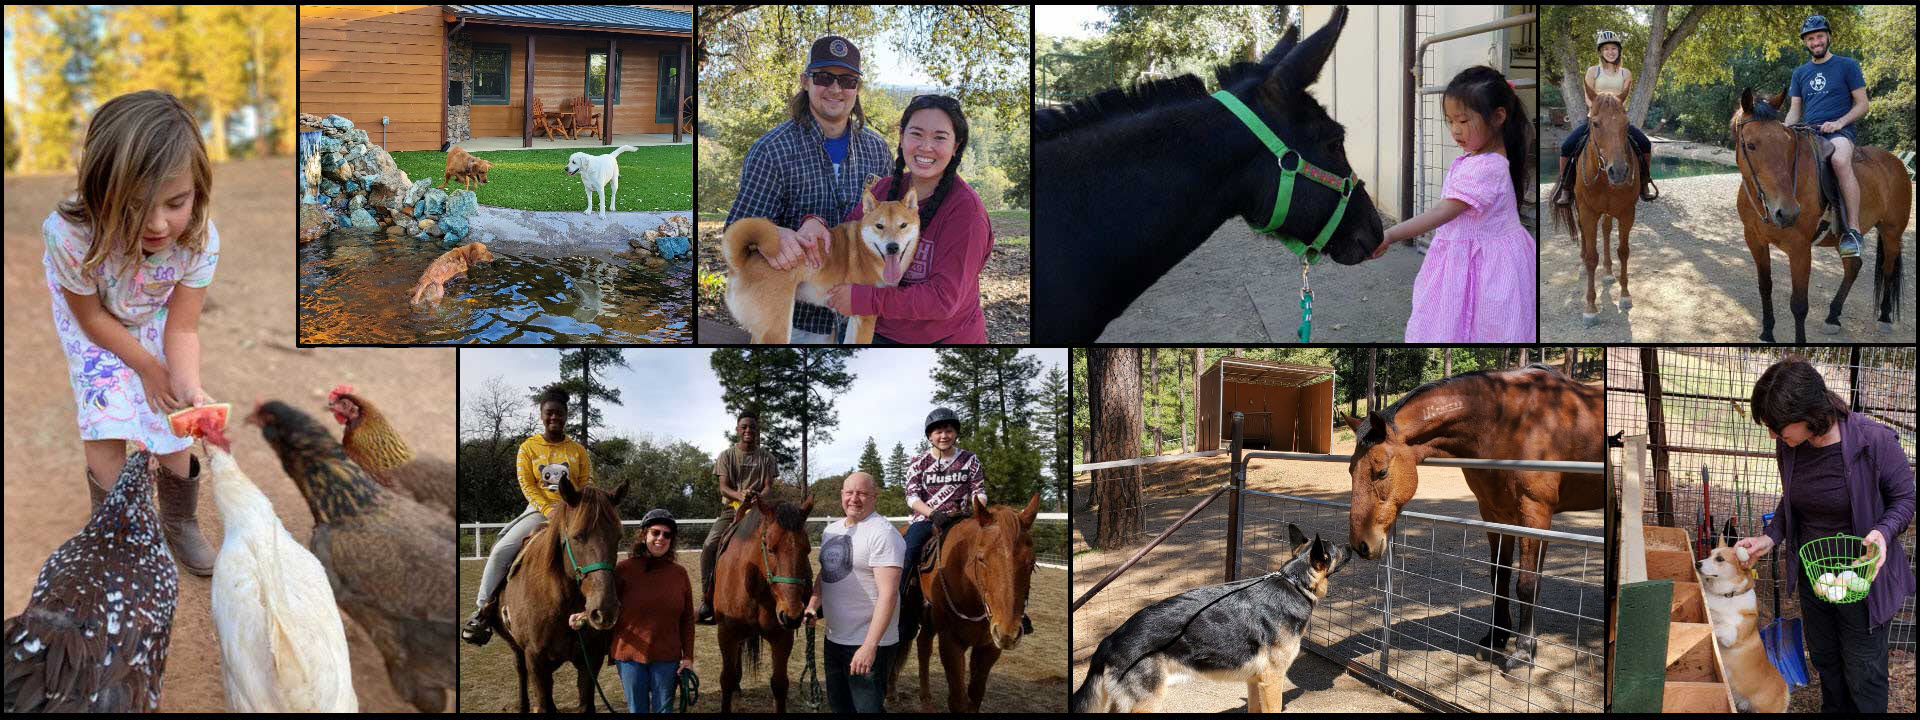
[1297,258,1314,343]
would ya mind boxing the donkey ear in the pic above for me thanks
[1269,5,1348,91]
[1259,22,1302,66]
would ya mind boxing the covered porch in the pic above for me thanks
[456,132,689,153]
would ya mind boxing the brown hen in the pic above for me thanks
[326,384,455,517]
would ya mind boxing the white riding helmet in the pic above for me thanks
[1595,30,1625,52]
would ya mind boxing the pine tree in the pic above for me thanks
[858,437,886,487]
[886,441,910,490]
[711,348,856,492]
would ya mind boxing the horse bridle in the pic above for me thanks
[937,559,993,623]
[1211,90,1357,264]
[1583,117,1633,187]
[1733,118,1811,226]
[759,518,811,590]
[563,535,615,584]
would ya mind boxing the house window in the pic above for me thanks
[655,51,682,124]
[471,44,510,104]
[587,49,621,104]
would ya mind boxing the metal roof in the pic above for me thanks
[1214,357,1335,388]
[445,5,691,33]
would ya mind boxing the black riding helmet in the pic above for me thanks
[925,407,960,437]
[1799,15,1831,39]
[638,508,678,536]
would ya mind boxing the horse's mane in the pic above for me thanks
[1751,98,1781,122]
[769,498,808,534]
[1591,92,1626,115]
[1354,365,1564,456]
[1034,59,1283,142]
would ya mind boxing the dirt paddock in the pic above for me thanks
[1072,436,1604,713]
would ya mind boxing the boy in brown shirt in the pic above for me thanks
[698,411,784,624]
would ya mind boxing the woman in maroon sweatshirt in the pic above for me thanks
[826,94,992,344]
[610,509,696,712]
[1735,357,1915,714]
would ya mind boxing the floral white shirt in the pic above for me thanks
[43,211,219,327]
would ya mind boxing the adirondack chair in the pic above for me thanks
[530,96,567,141]
[571,94,601,139]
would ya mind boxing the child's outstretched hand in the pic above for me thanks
[141,366,181,414]
[1371,226,1409,260]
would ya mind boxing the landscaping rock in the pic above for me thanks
[445,190,478,219]
[420,189,446,217]
[347,208,377,229]
[298,203,334,242]
[440,213,469,241]
[386,224,406,236]
[323,114,354,130]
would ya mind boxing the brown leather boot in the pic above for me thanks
[1638,151,1659,201]
[87,468,109,510]
[156,455,216,576]
[1553,156,1573,206]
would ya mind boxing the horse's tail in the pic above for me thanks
[1878,234,1905,324]
[742,632,762,674]
[1551,174,1576,238]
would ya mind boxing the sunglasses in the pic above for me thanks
[810,71,860,90]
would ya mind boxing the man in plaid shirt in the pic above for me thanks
[725,34,893,342]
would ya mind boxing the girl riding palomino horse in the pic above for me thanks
[1552,30,1658,206]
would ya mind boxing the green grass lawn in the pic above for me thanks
[388,145,691,212]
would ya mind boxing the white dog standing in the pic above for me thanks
[565,145,638,217]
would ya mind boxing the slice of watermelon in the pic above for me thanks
[168,403,231,438]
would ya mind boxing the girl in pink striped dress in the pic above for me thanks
[1374,66,1536,342]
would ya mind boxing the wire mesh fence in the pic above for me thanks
[1606,346,1917,651]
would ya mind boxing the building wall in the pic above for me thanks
[299,5,446,152]
[466,30,686,139]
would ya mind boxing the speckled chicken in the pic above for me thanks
[199,420,358,712]
[4,451,178,712]
[327,384,455,516]
[252,400,456,713]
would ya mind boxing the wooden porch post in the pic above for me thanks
[674,40,687,142]
[523,34,536,148]
[604,38,617,146]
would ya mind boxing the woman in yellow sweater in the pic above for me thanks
[461,385,595,646]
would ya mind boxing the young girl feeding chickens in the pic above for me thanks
[1373,66,1536,342]
[43,89,222,575]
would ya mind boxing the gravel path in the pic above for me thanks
[1540,172,1917,343]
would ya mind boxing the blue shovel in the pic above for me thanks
[1760,512,1809,690]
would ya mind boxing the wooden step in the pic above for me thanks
[1646,525,1693,553]
[1665,622,1720,683]
[1648,548,1698,584]
[1663,681,1734,713]
[1670,581,1705,623]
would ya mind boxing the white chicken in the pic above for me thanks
[206,444,358,712]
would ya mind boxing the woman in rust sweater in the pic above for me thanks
[613,509,696,712]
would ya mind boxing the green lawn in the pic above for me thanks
[387,145,691,212]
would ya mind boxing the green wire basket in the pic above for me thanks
[1798,533,1879,604]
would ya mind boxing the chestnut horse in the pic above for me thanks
[1552,92,1640,326]
[497,479,629,712]
[715,495,815,713]
[889,494,1040,712]
[1343,364,1603,672]
[1731,86,1908,342]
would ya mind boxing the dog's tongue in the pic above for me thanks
[884,253,905,284]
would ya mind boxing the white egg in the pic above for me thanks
[1736,546,1750,563]
[1820,572,1835,585]
[1838,570,1857,583]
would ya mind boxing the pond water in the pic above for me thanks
[298,227,690,344]
[1539,152,1737,184]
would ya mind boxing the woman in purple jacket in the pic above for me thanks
[1735,357,1915,714]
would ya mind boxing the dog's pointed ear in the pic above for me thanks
[1310,533,1331,570]
[903,186,919,211]
[1287,522,1309,552]
[861,187,877,214]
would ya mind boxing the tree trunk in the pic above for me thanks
[1367,348,1378,413]
[1565,347,1576,377]
[1520,347,1530,366]
[1178,350,1188,453]
[1090,349,1143,549]
[1137,348,1147,456]
[1150,349,1161,456]
[1556,22,1586,124]
[1443,347,1453,377]
[1630,5,1712,127]
[1193,348,1203,450]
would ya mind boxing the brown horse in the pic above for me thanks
[715,494,815,713]
[1343,364,1603,672]
[1731,86,1908,342]
[1553,92,1641,326]
[890,494,1040,712]
[497,479,630,713]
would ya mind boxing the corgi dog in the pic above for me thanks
[721,180,920,344]
[1696,537,1788,713]
[409,241,495,306]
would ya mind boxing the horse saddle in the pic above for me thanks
[1810,136,1851,240]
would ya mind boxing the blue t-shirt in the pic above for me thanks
[822,129,851,181]
[1790,54,1865,127]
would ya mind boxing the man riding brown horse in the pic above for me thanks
[700,411,782,625]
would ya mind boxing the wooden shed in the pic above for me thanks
[300,4,692,152]
[1197,358,1335,453]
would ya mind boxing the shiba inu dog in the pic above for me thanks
[721,180,920,344]
[1697,537,1788,713]
[1071,524,1353,713]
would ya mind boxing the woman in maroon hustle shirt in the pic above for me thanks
[1735,358,1915,714]
[824,94,991,344]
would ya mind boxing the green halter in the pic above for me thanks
[761,520,811,587]
[564,536,615,581]
[1211,90,1355,342]
[1210,90,1356,264]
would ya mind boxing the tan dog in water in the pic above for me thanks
[721,181,920,343]
[440,145,492,192]
[1696,539,1788,713]
[409,241,495,305]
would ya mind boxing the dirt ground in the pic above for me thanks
[3,158,456,712]
[458,556,1066,712]
[1072,436,1606,712]
[1539,172,1919,343]
[696,216,1032,344]
[1098,207,1541,343]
